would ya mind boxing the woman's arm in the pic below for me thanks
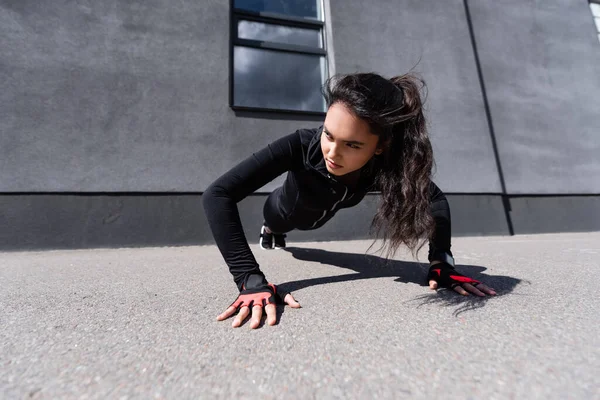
[425,182,497,296]
[202,131,303,291]
[427,181,453,264]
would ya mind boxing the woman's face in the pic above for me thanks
[321,103,382,176]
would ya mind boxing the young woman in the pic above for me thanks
[203,72,496,329]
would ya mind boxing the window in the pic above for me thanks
[590,1,600,43]
[230,0,327,114]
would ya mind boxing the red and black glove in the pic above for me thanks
[427,262,481,289]
[230,274,289,308]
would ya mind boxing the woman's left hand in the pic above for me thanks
[427,262,497,297]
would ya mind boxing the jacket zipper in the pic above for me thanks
[310,186,349,228]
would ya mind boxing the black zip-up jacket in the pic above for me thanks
[203,126,452,291]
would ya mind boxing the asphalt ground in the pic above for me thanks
[1,232,599,399]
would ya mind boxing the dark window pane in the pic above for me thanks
[234,46,326,112]
[238,20,322,48]
[234,0,322,20]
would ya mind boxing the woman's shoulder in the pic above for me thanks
[265,126,321,167]
[272,126,321,149]
[295,126,322,147]
[275,126,322,159]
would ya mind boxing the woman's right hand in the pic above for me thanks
[216,283,301,329]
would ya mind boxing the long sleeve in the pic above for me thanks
[428,181,453,261]
[202,132,303,291]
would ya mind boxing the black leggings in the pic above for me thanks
[262,187,297,234]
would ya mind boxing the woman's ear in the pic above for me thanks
[375,137,390,155]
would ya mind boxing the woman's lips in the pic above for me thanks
[326,159,342,169]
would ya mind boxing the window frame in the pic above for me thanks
[590,1,600,44]
[229,1,328,116]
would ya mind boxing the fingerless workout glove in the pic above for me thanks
[427,263,481,289]
[231,283,277,308]
[230,274,289,308]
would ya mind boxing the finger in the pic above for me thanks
[463,283,486,297]
[232,306,250,328]
[284,293,302,308]
[475,283,497,296]
[217,305,238,321]
[453,285,469,296]
[249,305,263,329]
[429,280,438,290]
[265,303,277,326]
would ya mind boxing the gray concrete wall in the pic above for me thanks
[329,0,502,194]
[4,0,597,195]
[1,0,599,251]
[0,0,314,193]
[468,0,600,194]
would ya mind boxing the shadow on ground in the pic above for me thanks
[277,246,525,317]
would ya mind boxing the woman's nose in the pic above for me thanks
[328,143,339,158]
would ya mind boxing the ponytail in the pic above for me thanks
[370,73,434,258]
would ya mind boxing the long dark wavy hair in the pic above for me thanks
[321,72,435,258]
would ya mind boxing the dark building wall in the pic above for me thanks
[1,0,599,251]
[0,193,508,251]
